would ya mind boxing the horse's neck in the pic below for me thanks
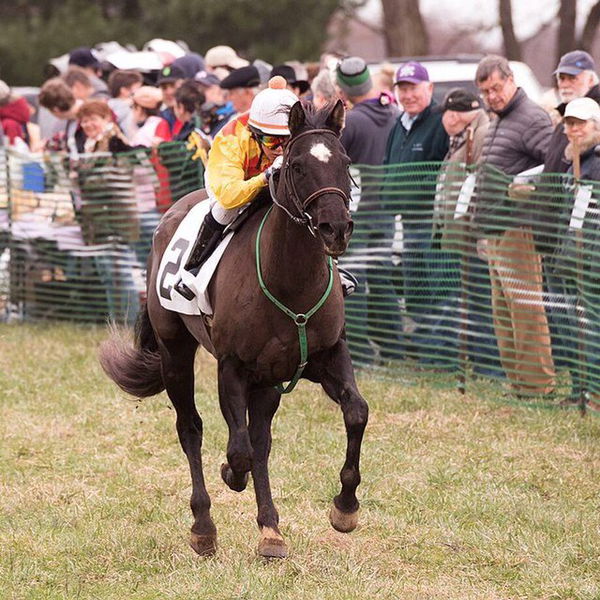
[260,206,329,300]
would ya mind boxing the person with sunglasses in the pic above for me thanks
[175,76,297,300]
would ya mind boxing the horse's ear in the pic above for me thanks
[288,101,306,136]
[325,99,346,136]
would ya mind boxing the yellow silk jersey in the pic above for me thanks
[206,112,271,210]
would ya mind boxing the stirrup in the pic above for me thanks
[174,280,196,300]
[338,267,358,297]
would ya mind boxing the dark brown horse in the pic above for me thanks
[99,100,368,558]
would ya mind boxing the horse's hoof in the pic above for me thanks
[258,527,288,559]
[220,462,249,492]
[329,505,359,533]
[190,532,217,557]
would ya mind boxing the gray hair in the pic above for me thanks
[475,55,514,83]
[311,70,337,102]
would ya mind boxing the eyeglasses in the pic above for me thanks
[255,133,289,149]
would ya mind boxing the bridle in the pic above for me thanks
[268,128,351,237]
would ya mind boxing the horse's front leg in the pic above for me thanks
[247,386,286,558]
[308,338,369,532]
[157,332,217,556]
[218,356,253,492]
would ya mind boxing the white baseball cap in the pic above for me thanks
[205,45,248,70]
[564,97,600,121]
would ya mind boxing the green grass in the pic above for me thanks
[1,323,599,600]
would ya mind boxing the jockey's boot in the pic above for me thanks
[174,212,226,301]
[337,265,358,297]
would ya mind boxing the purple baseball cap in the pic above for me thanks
[394,61,430,85]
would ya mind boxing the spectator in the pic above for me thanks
[68,47,109,99]
[172,81,206,141]
[156,63,187,135]
[195,72,234,137]
[38,77,86,154]
[130,86,170,147]
[431,88,503,377]
[77,100,127,154]
[383,61,449,358]
[107,69,143,139]
[219,65,261,118]
[271,64,310,98]
[335,56,402,363]
[549,98,600,407]
[0,80,35,149]
[537,51,600,402]
[474,55,555,397]
[63,67,95,102]
[310,70,337,109]
[204,45,249,81]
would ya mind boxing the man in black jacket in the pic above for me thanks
[475,55,555,398]
[335,56,402,363]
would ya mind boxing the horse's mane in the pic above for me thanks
[297,100,336,130]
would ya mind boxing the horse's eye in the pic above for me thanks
[292,163,303,175]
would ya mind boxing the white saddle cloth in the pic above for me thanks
[156,201,233,315]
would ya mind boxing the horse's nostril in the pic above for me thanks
[319,223,335,238]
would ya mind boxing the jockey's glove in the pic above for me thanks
[264,155,284,180]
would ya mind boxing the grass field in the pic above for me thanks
[1,323,599,600]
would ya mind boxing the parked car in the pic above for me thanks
[369,55,545,105]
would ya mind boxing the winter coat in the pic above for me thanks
[534,84,600,253]
[551,131,600,282]
[433,109,489,250]
[383,100,449,222]
[341,96,399,165]
[0,97,30,144]
[474,88,553,235]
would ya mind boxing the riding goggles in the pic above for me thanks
[255,133,289,149]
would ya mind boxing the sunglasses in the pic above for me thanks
[255,133,289,149]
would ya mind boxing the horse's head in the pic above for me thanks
[274,100,353,257]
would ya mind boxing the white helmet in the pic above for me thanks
[248,76,298,135]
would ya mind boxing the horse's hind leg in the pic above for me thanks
[218,357,253,492]
[311,339,368,533]
[158,330,217,556]
[247,386,286,558]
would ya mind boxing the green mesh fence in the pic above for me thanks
[2,147,599,406]
[1,143,203,323]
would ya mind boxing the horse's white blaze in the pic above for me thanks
[310,142,332,163]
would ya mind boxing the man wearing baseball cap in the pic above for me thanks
[219,65,261,119]
[335,56,402,363]
[383,60,449,359]
[544,50,600,174]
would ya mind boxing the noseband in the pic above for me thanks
[268,128,351,236]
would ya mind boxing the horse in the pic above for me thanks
[99,99,369,558]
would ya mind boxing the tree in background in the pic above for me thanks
[0,0,364,85]
[499,0,600,65]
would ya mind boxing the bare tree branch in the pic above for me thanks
[499,0,522,60]
[381,0,428,57]
[579,0,600,50]
[557,0,577,62]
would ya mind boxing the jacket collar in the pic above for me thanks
[401,99,436,129]
[494,87,526,118]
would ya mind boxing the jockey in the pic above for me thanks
[175,76,357,301]
[175,75,295,300]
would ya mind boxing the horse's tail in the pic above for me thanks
[98,305,165,398]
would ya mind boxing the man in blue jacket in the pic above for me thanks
[384,61,449,359]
